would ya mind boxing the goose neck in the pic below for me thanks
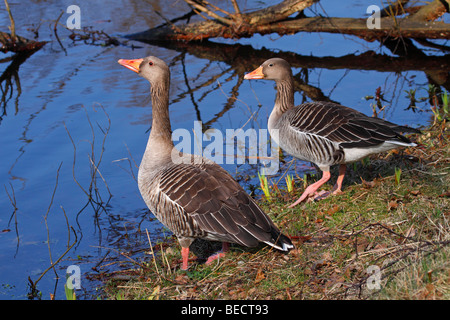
[274,78,294,114]
[141,81,174,171]
[149,82,172,144]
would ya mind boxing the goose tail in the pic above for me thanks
[264,230,294,252]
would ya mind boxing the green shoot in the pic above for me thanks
[394,167,402,186]
[285,174,294,194]
[258,172,271,202]
[442,89,448,117]
[64,283,76,300]
[362,157,370,166]
[302,173,308,190]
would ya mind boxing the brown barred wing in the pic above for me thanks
[287,102,417,149]
[157,162,293,250]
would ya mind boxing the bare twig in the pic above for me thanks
[64,104,112,219]
[64,121,88,197]
[53,10,67,55]
[5,182,19,255]
[4,0,16,41]
[230,0,241,15]
[31,225,78,290]
[160,243,172,275]
[146,229,162,282]
[30,163,78,295]
[44,162,63,220]
[43,162,63,280]
[184,0,234,25]
[201,0,232,17]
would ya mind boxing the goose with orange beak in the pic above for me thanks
[245,58,420,207]
[118,56,294,270]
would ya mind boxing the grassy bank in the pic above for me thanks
[99,119,449,300]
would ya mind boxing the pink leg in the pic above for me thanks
[288,171,331,208]
[205,242,229,265]
[332,164,346,194]
[313,164,347,201]
[181,247,190,270]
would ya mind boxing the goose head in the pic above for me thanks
[118,56,170,85]
[244,58,292,81]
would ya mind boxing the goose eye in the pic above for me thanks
[268,63,274,67]
[148,61,154,66]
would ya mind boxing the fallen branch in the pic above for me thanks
[127,0,450,42]
[254,16,450,41]
[410,0,450,21]
[0,31,47,53]
[127,0,318,41]
[1,0,47,53]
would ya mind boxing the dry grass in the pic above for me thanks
[96,120,449,300]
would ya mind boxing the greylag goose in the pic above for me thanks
[118,56,293,270]
[244,58,420,208]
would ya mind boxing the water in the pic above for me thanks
[0,0,446,299]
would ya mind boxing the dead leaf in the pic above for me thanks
[165,247,175,255]
[404,225,416,239]
[322,251,333,261]
[313,259,328,271]
[410,190,420,196]
[326,205,340,216]
[286,288,292,300]
[388,200,399,210]
[439,191,450,198]
[356,238,369,254]
[343,267,351,279]
[424,283,436,299]
[300,235,312,242]
[374,243,387,250]
[255,268,265,283]
[148,285,160,300]
[291,248,303,257]
[361,178,375,189]
[292,234,312,242]
[304,268,313,275]
[175,274,189,284]
[427,270,433,283]
[229,288,245,299]
[247,287,257,296]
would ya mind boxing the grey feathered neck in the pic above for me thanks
[274,78,295,114]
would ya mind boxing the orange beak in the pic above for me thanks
[244,66,264,80]
[118,58,144,73]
